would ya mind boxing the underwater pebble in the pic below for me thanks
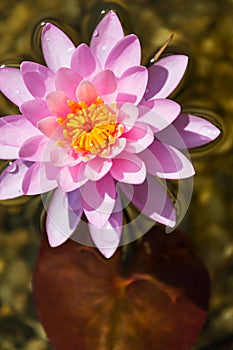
[25,338,49,350]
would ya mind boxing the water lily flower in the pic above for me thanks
[0,11,220,258]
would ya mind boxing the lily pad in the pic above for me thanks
[33,226,209,350]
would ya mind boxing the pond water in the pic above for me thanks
[0,0,232,349]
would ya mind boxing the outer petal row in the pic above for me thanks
[89,193,123,258]
[90,10,124,66]
[0,159,31,199]
[22,162,58,195]
[138,98,181,132]
[140,140,195,179]
[120,174,176,228]
[42,23,75,72]
[110,152,146,184]
[0,160,56,199]
[156,113,221,149]
[0,67,32,107]
[46,188,83,247]
[117,66,148,105]
[0,114,41,159]
[21,98,51,126]
[21,61,55,98]
[145,55,188,100]
[46,184,123,259]
[82,174,116,227]
[105,34,141,77]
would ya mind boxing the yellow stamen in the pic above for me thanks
[57,97,123,155]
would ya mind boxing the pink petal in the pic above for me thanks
[46,188,83,247]
[57,162,87,192]
[0,144,19,159]
[50,148,80,167]
[117,66,148,105]
[117,103,139,132]
[22,162,58,195]
[138,99,181,132]
[84,156,112,181]
[110,152,146,184]
[71,44,101,79]
[105,35,141,77]
[145,55,188,100]
[37,116,63,139]
[0,114,41,150]
[88,193,122,258]
[55,68,82,100]
[76,81,98,105]
[124,122,154,153]
[46,91,70,117]
[82,174,116,227]
[0,159,31,199]
[21,98,51,126]
[140,140,195,179]
[120,174,176,227]
[42,23,75,72]
[156,113,221,149]
[0,66,32,106]
[21,61,55,98]
[0,113,41,159]
[91,70,117,102]
[19,135,52,162]
[90,10,124,67]
[99,138,126,159]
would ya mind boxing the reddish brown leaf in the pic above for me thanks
[32,226,210,350]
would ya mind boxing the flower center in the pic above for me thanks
[57,97,123,155]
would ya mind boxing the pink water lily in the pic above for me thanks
[0,11,220,258]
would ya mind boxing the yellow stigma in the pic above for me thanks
[57,98,123,155]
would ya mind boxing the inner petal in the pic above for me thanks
[76,81,98,105]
